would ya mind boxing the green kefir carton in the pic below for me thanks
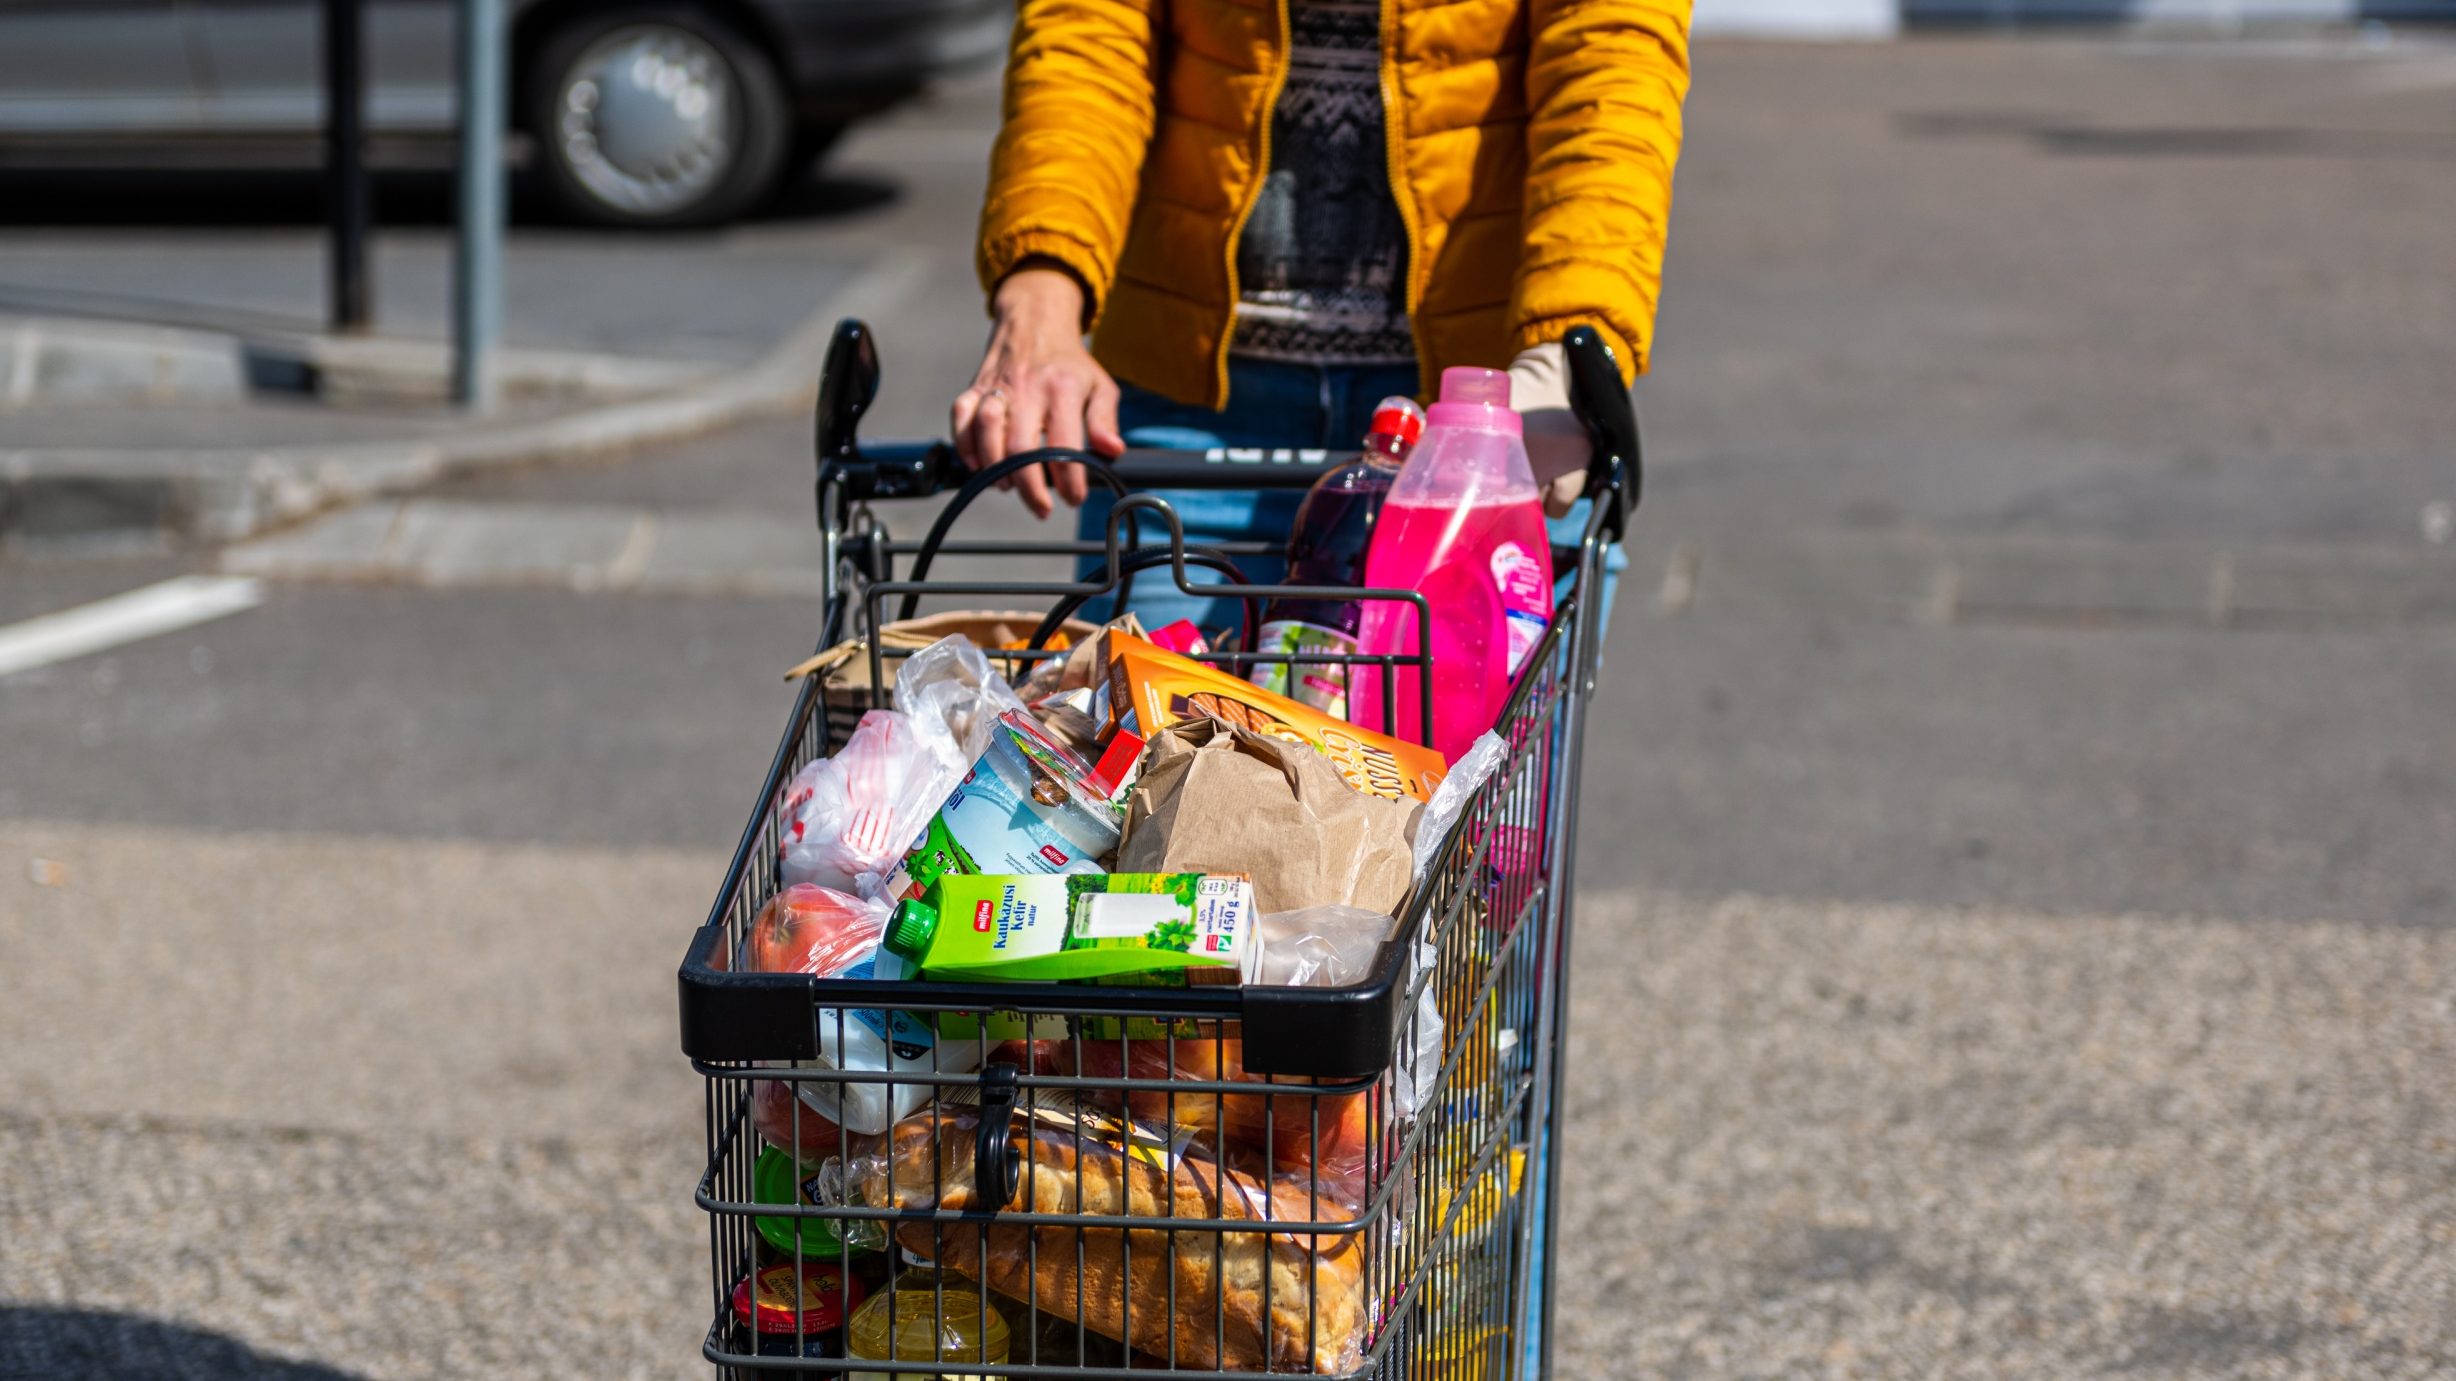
[885,873,1260,987]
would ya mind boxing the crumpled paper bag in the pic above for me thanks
[1116,719,1418,917]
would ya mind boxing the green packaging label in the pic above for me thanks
[908,873,1260,987]
[910,875,1073,975]
[1065,873,1257,984]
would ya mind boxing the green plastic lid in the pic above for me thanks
[752,1147,852,1260]
[884,898,938,962]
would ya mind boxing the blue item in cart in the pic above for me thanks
[1522,1122,1552,1379]
[878,712,1117,902]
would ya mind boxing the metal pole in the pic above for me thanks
[453,0,507,408]
[322,0,371,332]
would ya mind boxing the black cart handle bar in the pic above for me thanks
[810,319,1639,539]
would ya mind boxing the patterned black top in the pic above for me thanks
[1230,0,1415,366]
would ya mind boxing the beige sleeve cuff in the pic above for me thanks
[1509,342,1591,519]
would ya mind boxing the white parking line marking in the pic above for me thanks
[0,575,265,678]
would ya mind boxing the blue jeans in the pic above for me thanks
[1079,357,1626,637]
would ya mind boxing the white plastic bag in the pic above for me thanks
[1410,730,1509,881]
[1392,937,1444,1119]
[778,710,960,897]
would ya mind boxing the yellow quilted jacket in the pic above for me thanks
[976,0,1691,408]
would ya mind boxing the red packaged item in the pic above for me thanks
[1087,729,1146,801]
[1145,619,1211,657]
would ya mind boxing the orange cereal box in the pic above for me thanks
[1103,635,1447,802]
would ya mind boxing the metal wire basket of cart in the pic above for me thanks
[677,319,1642,1379]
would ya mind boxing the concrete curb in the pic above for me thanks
[221,498,829,599]
[0,250,927,548]
[223,496,2456,630]
[1,316,249,409]
[0,312,719,412]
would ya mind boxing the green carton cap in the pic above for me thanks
[884,898,938,962]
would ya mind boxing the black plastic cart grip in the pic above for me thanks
[1561,325,1643,541]
[974,1061,1023,1213]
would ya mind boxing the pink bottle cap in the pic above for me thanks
[1426,367,1521,436]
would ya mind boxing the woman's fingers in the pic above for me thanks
[948,339,1117,518]
[1012,464,1055,519]
[1004,384,1055,519]
[972,387,1012,494]
[1087,375,1126,458]
[1045,377,1091,508]
[950,386,984,471]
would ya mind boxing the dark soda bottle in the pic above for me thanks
[1249,396,1425,719]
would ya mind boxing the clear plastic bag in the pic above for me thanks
[778,710,962,896]
[1255,904,1396,988]
[1392,935,1444,1120]
[895,634,1031,770]
[854,1098,1368,1374]
[742,884,892,977]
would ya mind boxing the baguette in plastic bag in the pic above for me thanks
[1001,1038,1380,1203]
[858,1099,1368,1373]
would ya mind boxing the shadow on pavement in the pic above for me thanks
[0,165,901,230]
[0,1306,363,1381]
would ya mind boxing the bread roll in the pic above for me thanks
[878,1105,1367,1372]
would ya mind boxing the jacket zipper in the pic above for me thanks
[1216,0,1296,409]
[1379,0,1426,394]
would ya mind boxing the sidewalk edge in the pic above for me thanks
[0,250,927,547]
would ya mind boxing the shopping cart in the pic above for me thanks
[677,319,1640,1379]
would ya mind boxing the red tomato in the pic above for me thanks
[746,884,887,977]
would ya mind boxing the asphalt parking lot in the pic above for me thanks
[5,33,2455,1381]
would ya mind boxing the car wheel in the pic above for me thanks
[528,6,791,228]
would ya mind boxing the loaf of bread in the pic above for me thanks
[1002,1037,1379,1197]
[875,1104,1368,1372]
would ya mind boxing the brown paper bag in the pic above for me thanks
[781,611,1100,749]
[1116,719,1418,917]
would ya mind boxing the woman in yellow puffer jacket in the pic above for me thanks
[952,0,1691,632]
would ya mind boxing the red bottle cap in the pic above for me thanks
[1367,396,1425,449]
[734,1261,867,1335]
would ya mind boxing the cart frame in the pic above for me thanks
[676,320,1640,1380]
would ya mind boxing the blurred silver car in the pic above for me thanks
[0,0,1009,227]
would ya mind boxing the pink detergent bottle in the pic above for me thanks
[1351,367,1555,761]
